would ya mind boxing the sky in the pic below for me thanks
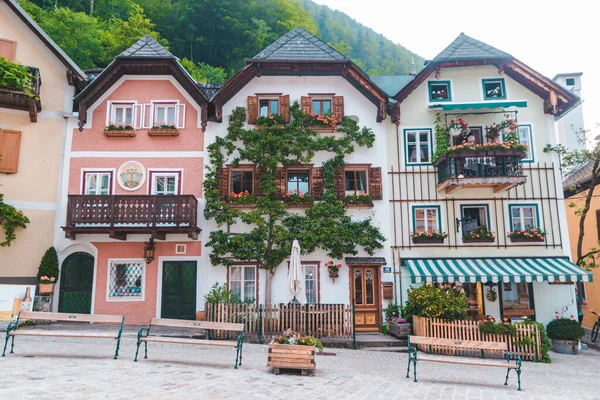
[313,0,599,141]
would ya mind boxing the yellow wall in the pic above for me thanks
[0,3,74,280]
[565,189,600,328]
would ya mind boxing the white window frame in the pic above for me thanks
[509,204,539,232]
[304,263,318,304]
[149,170,181,195]
[517,124,534,162]
[412,205,441,233]
[259,97,280,117]
[405,129,432,165]
[229,265,257,303]
[81,169,115,195]
[106,259,146,302]
[144,100,186,129]
[106,101,137,127]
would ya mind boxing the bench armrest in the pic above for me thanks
[6,321,17,333]
[504,352,522,366]
[236,331,245,347]
[137,325,151,339]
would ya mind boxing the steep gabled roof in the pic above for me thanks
[253,27,346,61]
[563,161,594,194]
[118,34,175,59]
[2,0,86,85]
[432,32,511,62]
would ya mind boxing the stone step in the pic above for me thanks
[362,346,409,353]
[357,339,407,349]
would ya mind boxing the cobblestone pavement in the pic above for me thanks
[0,336,598,400]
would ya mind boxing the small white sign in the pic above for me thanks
[0,284,37,321]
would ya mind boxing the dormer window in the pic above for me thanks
[109,102,135,125]
[482,78,506,100]
[153,102,176,126]
[259,99,279,117]
[312,99,332,115]
[428,81,451,102]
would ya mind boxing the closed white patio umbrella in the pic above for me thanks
[287,239,306,304]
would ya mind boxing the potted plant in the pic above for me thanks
[227,191,257,209]
[255,114,285,130]
[507,227,546,242]
[446,118,470,138]
[384,303,410,339]
[546,313,585,355]
[431,89,447,100]
[410,230,448,244]
[345,192,373,207]
[282,190,314,207]
[463,226,496,243]
[307,113,338,132]
[104,121,135,137]
[148,121,179,136]
[268,329,322,375]
[325,260,342,278]
[37,247,59,296]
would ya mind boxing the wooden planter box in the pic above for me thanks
[104,128,136,137]
[254,124,284,131]
[267,344,316,375]
[227,202,257,209]
[412,237,445,244]
[284,201,314,208]
[328,271,339,278]
[345,201,374,208]
[509,236,545,243]
[387,320,410,339]
[463,237,495,243]
[148,128,179,136]
[310,126,338,133]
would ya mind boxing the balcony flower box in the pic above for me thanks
[148,127,179,136]
[462,226,496,243]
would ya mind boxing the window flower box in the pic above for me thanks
[282,191,313,208]
[462,226,495,243]
[148,127,179,136]
[509,236,545,243]
[104,128,136,137]
[463,237,495,243]
[344,201,374,208]
[307,113,338,133]
[507,227,546,242]
[284,201,314,208]
[411,230,448,244]
[412,237,445,244]
[227,192,257,209]
[311,126,338,133]
[345,193,373,208]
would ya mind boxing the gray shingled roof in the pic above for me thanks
[432,33,512,62]
[198,83,223,100]
[118,34,175,58]
[253,27,347,61]
[563,160,593,192]
[370,75,415,97]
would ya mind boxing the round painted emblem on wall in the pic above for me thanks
[117,161,145,191]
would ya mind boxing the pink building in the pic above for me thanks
[58,36,208,324]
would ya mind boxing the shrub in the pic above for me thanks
[546,318,585,341]
[37,247,59,282]
[401,285,468,321]
[383,302,400,321]
[0,57,36,97]
[203,283,244,304]
[523,319,551,363]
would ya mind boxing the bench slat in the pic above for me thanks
[409,335,508,351]
[9,330,118,339]
[150,318,244,331]
[19,312,123,324]
[140,336,238,347]
[417,354,518,368]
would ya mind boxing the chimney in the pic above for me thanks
[409,57,416,76]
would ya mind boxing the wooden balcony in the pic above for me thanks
[434,150,527,193]
[63,195,200,240]
[0,67,41,122]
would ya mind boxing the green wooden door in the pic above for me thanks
[161,261,197,320]
[58,252,94,314]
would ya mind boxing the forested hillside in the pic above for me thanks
[19,0,423,82]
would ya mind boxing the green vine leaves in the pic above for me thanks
[203,101,385,272]
[0,193,30,247]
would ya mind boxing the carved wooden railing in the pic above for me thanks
[65,195,198,229]
[0,67,41,122]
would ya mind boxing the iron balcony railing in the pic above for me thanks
[435,150,525,184]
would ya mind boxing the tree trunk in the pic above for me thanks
[576,160,600,264]
[264,269,274,306]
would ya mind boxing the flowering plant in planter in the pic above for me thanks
[444,140,528,157]
[39,276,56,284]
[431,88,447,100]
[307,113,338,128]
[151,121,177,130]
[256,114,285,126]
[270,329,323,350]
[496,114,518,136]
[345,192,373,204]
[106,121,134,131]
[410,230,448,241]
[282,190,314,203]
[325,260,342,276]
[507,227,546,241]
[446,118,470,137]
[227,191,256,204]
[463,226,496,241]
[487,86,502,98]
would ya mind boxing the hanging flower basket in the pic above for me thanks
[325,260,341,278]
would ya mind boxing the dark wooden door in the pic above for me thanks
[352,265,381,332]
[58,252,94,314]
[161,261,197,320]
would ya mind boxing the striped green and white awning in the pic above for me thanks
[404,258,593,284]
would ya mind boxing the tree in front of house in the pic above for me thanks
[545,127,600,269]
[204,102,385,304]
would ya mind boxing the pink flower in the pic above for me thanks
[50,277,56,282]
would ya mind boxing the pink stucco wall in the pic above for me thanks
[68,157,203,197]
[72,80,204,152]
[93,241,202,325]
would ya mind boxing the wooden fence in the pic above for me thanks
[204,303,353,341]
[412,316,541,361]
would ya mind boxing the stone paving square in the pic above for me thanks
[0,336,598,399]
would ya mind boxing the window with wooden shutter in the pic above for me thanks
[274,168,286,198]
[0,129,22,174]
[368,167,382,200]
[312,168,324,199]
[334,167,346,199]
[301,96,312,115]
[333,96,344,122]
[0,39,17,61]
[217,167,229,199]
[247,96,258,124]
[280,95,290,123]
[254,168,265,197]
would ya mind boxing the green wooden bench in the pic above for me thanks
[2,311,125,359]
[134,318,246,368]
[407,335,523,391]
